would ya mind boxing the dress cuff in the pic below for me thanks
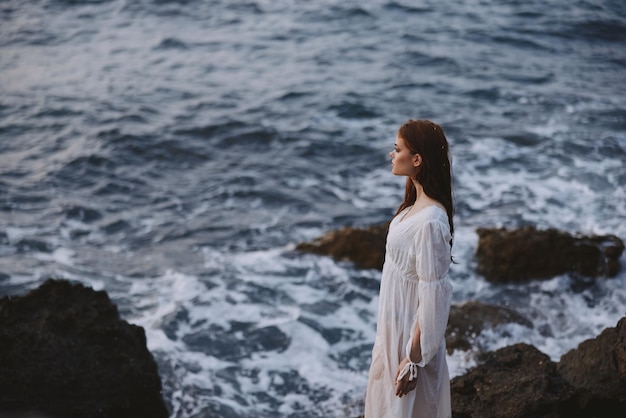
[396,360,419,382]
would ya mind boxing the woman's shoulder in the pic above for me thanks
[418,205,448,223]
[390,204,448,232]
[414,206,450,235]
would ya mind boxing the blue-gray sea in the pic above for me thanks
[1,0,625,417]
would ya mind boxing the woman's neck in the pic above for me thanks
[411,178,441,211]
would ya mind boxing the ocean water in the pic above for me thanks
[1,0,625,416]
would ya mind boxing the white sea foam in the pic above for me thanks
[32,247,75,266]
[111,247,380,417]
[5,226,48,243]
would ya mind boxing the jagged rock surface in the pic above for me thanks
[0,279,169,418]
[476,226,624,282]
[451,317,626,418]
[451,343,577,418]
[296,222,388,270]
[557,317,626,415]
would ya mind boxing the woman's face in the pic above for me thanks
[389,136,419,177]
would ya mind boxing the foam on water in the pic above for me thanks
[107,246,381,416]
[473,271,626,362]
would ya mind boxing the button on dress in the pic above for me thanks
[365,205,453,418]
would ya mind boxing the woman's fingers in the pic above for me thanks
[395,377,410,397]
[395,381,404,397]
[395,375,418,397]
[395,376,405,396]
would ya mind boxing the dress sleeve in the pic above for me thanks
[406,219,453,367]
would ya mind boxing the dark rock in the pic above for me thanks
[557,317,626,416]
[0,279,169,418]
[476,226,624,282]
[450,317,626,418]
[295,223,388,270]
[451,343,577,418]
[446,300,533,353]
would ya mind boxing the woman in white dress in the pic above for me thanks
[365,119,454,418]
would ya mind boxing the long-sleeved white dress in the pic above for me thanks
[365,205,453,418]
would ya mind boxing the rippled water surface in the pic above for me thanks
[1,1,625,417]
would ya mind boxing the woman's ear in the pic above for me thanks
[413,154,422,167]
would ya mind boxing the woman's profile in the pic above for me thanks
[365,119,454,418]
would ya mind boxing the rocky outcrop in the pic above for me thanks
[0,279,169,418]
[295,223,388,270]
[557,317,626,415]
[476,226,624,283]
[451,343,578,418]
[450,317,626,418]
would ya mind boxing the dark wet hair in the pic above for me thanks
[394,119,454,247]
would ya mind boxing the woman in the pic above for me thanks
[365,119,454,418]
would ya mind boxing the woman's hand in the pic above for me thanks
[394,358,418,397]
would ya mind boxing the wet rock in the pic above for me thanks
[476,226,624,282]
[450,316,626,418]
[451,343,577,418]
[557,317,626,415]
[0,279,169,418]
[295,223,388,270]
[446,300,533,353]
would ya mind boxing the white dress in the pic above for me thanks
[365,205,453,418]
